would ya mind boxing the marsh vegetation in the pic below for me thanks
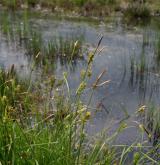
[0,2,160,165]
[0,0,159,18]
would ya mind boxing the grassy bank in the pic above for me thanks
[0,0,159,18]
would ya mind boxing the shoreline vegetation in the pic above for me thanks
[0,33,159,164]
[0,0,160,19]
[0,53,159,165]
[0,1,160,165]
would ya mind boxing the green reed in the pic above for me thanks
[26,33,84,69]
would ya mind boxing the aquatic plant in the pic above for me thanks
[0,10,31,44]
[26,31,42,57]
[0,11,85,72]
[26,33,84,69]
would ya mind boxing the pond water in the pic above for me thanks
[0,11,160,145]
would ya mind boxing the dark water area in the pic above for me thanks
[0,11,160,145]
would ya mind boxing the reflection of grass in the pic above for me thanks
[0,12,13,37]
[129,50,148,91]
[155,33,160,64]
[0,11,30,42]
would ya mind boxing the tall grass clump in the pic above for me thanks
[124,1,151,23]
[26,31,43,57]
[0,11,85,70]
[80,0,118,16]
[0,65,36,119]
[26,34,84,69]
[51,36,84,60]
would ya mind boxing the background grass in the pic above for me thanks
[0,0,159,17]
